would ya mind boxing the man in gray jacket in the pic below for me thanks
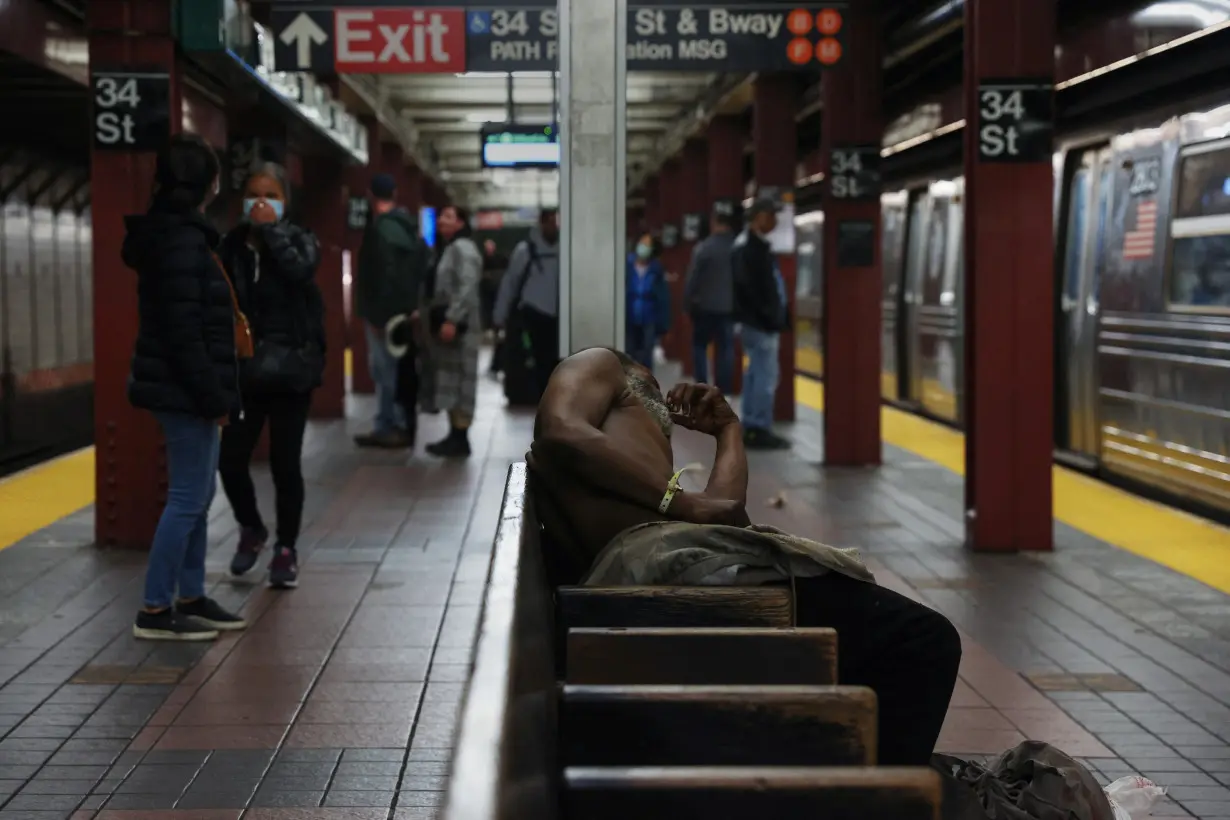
[684,207,737,393]
[493,208,561,403]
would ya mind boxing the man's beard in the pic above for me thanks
[627,373,672,439]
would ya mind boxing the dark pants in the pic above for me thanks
[396,338,421,439]
[791,572,962,766]
[626,322,656,370]
[218,392,312,549]
[691,311,734,394]
[522,306,560,398]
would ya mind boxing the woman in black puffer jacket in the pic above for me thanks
[217,163,325,591]
[124,135,247,643]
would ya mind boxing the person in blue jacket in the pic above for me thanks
[625,233,672,369]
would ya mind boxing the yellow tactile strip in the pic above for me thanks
[0,447,95,552]
[796,375,1230,595]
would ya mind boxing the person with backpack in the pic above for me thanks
[493,208,560,405]
[217,162,325,590]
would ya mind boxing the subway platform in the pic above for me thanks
[2,370,1230,818]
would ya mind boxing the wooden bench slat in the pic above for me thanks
[563,766,942,820]
[561,684,877,767]
[566,627,838,685]
[557,586,794,630]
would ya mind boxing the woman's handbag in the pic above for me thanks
[243,339,323,395]
[212,253,254,360]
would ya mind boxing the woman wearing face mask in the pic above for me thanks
[217,163,325,590]
[421,205,482,458]
[625,233,670,370]
[125,135,247,641]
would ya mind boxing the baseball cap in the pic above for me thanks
[370,173,397,199]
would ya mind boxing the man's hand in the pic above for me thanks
[672,492,745,526]
[666,383,739,437]
[439,321,457,343]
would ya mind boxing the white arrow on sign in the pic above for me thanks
[279,12,328,69]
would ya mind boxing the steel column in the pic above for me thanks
[962,0,1056,551]
[821,5,882,466]
[302,160,348,420]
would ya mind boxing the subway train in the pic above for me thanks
[0,152,94,476]
[795,95,1230,516]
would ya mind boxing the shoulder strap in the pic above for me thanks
[513,240,540,306]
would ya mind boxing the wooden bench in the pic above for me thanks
[566,627,838,685]
[443,463,942,820]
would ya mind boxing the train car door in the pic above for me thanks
[881,191,908,401]
[1058,146,1113,463]
[907,179,961,422]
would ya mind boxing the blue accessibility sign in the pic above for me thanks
[468,10,491,35]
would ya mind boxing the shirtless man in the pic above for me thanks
[528,347,962,767]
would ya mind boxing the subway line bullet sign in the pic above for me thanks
[272,4,847,74]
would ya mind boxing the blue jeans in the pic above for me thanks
[144,412,220,609]
[626,323,656,370]
[691,312,735,394]
[366,323,405,434]
[740,325,780,431]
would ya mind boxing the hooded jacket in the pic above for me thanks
[123,210,239,419]
[354,207,428,327]
[493,226,560,325]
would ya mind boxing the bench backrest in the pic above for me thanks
[444,463,558,820]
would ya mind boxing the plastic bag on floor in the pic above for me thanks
[931,741,1117,820]
[1104,776,1166,820]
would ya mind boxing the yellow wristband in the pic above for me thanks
[659,468,687,514]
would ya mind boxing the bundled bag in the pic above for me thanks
[1104,776,1166,820]
[931,741,1117,820]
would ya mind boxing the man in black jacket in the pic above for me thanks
[731,198,790,449]
[353,173,427,448]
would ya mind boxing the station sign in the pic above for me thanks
[975,78,1054,164]
[91,69,171,151]
[835,219,875,268]
[828,145,881,201]
[271,2,847,74]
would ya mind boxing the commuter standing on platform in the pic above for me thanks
[217,163,325,591]
[625,233,671,370]
[422,205,483,458]
[732,198,791,450]
[353,173,423,449]
[495,207,561,404]
[124,135,247,641]
[685,207,737,394]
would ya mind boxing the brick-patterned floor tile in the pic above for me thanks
[285,723,412,749]
[153,725,286,750]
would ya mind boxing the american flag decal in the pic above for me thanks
[1122,200,1158,260]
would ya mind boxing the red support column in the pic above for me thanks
[676,140,708,377]
[302,160,347,419]
[963,0,1056,552]
[821,6,882,466]
[706,116,746,395]
[89,0,186,549]
[643,176,661,232]
[656,160,683,361]
[752,75,799,422]
[343,161,374,396]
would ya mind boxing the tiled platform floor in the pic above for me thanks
[2,367,1230,818]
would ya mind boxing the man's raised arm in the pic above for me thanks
[531,349,673,511]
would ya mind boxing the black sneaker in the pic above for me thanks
[744,427,791,450]
[354,430,412,449]
[175,597,247,631]
[229,526,268,576]
[133,609,218,642]
[425,429,472,459]
[268,546,300,590]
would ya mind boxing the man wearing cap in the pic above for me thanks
[353,172,429,448]
[731,197,791,449]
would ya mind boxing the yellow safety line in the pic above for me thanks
[0,447,95,553]
[796,376,1230,594]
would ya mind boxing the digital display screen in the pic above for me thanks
[419,206,437,247]
[480,123,559,168]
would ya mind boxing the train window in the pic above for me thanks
[1175,145,1230,219]
[1170,144,1230,309]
